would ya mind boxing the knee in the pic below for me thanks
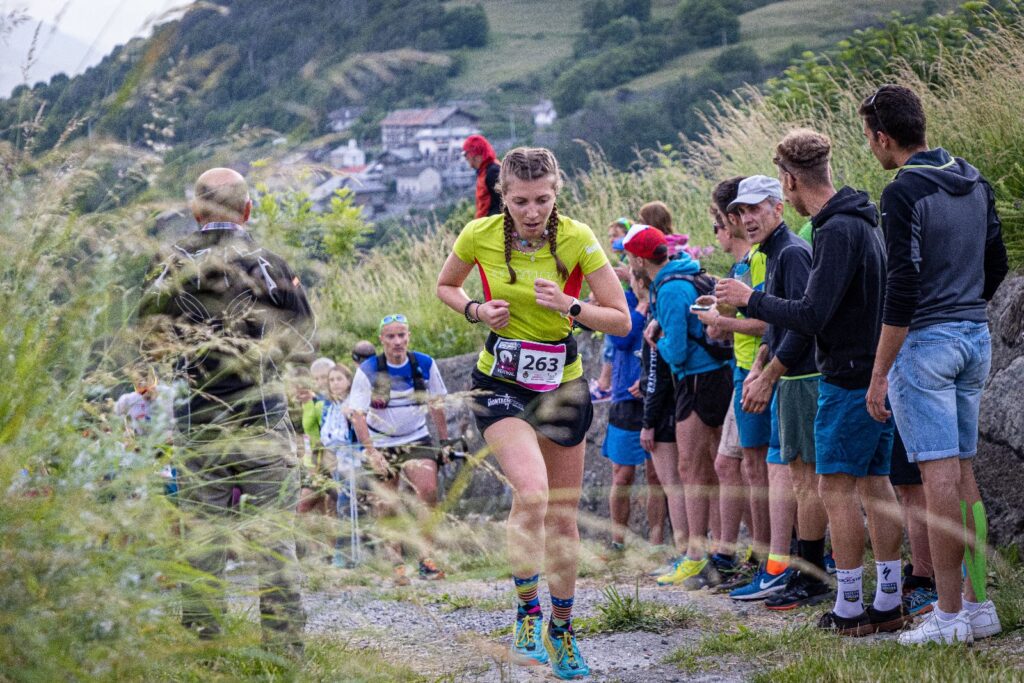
[714,456,740,482]
[513,484,549,519]
[817,473,853,500]
[612,465,636,487]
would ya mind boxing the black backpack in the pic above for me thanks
[651,269,734,362]
[369,352,427,409]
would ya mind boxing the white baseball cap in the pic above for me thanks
[727,175,783,212]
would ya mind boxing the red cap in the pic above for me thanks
[622,224,667,259]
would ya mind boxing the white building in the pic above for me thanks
[415,125,479,158]
[329,139,366,168]
[380,106,478,150]
[394,166,443,199]
[531,99,557,128]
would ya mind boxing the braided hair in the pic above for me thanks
[498,147,569,284]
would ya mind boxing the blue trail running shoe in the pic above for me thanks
[510,614,548,665]
[730,565,794,601]
[543,628,591,679]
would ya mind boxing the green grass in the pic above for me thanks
[445,0,584,93]
[668,624,1022,680]
[578,583,700,635]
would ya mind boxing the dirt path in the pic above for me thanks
[301,574,821,682]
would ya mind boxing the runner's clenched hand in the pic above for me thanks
[644,319,661,346]
[533,278,569,313]
[477,300,510,329]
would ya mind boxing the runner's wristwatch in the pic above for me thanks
[563,297,582,318]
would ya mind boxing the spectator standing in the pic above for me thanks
[601,286,666,551]
[859,85,1008,644]
[723,176,832,609]
[626,225,733,590]
[463,134,502,218]
[139,167,313,653]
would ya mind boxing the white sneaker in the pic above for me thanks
[898,610,973,645]
[967,600,1002,639]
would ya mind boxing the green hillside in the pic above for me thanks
[0,0,974,177]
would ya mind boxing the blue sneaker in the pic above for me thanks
[730,566,794,601]
[903,586,938,616]
[511,614,548,665]
[824,552,836,575]
[543,628,590,679]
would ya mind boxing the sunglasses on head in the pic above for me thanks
[352,351,374,363]
[865,87,890,136]
[379,313,408,330]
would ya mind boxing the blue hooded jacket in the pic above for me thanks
[650,254,725,380]
[607,290,645,403]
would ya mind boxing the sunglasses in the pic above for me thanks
[351,351,374,363]
[712,222,726,234]
[865,88,890,136]
[379,313,408,330]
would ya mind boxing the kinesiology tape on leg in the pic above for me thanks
[961,500,989,603]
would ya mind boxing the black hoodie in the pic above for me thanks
[746,186,885,389]
[880,148,1008,329]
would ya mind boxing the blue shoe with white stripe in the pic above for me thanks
[730,566,793,601]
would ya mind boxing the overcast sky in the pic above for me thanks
[17,0,180,53]
[1,0,182,93]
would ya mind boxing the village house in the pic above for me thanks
[394,165,443,200]
[531,99,557,128]
[327,106,367,133]
[380,106,478,150]
[329,139,366,168]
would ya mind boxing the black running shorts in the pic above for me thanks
[887,427,922,487]
[469,369,593,447]
[674,365,733,429]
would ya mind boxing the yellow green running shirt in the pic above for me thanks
[453,214,609,383]
[733,247,768,370]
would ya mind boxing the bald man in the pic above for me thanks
[139,168,315,653]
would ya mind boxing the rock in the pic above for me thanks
[978,275,1024,547]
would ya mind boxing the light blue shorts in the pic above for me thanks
[733,366,772,448]
[888,321,991,463]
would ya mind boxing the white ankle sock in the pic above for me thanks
[935,607,959,622]
[873,559,902,612]
[963,598,983,613]
[834,566,864,619]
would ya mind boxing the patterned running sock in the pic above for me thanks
[766,553,790,576]
[835,566,864,619]
[962,500,989,603]
[873,560,902,612]
[549,594,574,634]
[513,574,542,619]
[798,538,826,573]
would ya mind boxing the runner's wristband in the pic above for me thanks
[464,299,482,324]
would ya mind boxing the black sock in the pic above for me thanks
[798,537,826,574]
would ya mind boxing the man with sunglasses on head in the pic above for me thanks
[858,85,1008,645]
[349,313,451,582]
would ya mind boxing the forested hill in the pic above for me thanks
[0,0,486,152]
[0,0,963,169]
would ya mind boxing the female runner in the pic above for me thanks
[437,147,629,679]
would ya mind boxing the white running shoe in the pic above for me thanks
[898,610,973,645]
[967,600,1002,639]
